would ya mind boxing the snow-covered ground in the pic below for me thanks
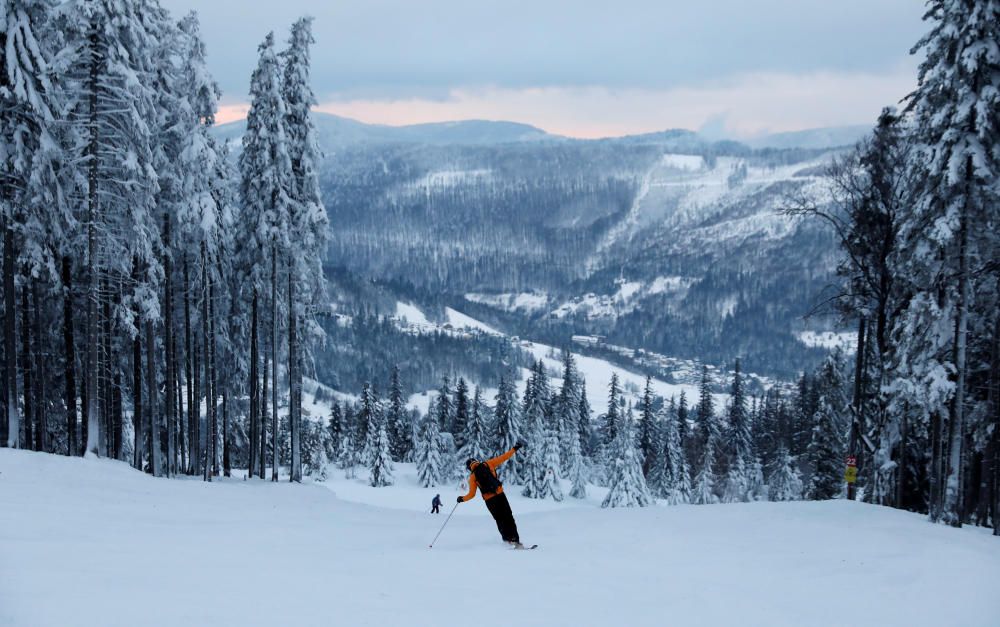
[4,449,998,627]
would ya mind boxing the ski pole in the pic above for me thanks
[428,502,459,548]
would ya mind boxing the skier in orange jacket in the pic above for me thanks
[457,442,524,546]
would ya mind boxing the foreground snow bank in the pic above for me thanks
[2,449,998,627]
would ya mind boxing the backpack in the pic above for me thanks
[473,461,502,495]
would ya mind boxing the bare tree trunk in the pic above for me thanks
[102,283,113,458]
[201,243,211,482]
[20,284,33,450]
[83,21,100,457]
[271,247,278,482]
[193,335,200,476]
[1,220,15,447]
[249,289,258,478]
[261,349,268,479]
[146,319,161,476]
[176,334,185,474]
[184,255,195,474]
[132,321,142,471]
[222,389,230,477]
[31,281,46,452]
[942,195,971,527]
[112,373,122,461]
[62,256,77,456]
[289,269,300,482]
[164,216,175,477]
[209,268,218,477]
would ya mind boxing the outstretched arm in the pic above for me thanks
[487,447,517,471]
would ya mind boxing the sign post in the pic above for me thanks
[844,455,858,498]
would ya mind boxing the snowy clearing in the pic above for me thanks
[4,449,997,627]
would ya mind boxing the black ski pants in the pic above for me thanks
[484,492,520,543]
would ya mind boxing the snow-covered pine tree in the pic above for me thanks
[281,16,328,483]
[645,409,668,497]
[461,386,488,460]
[536,428,564,501]
[493,373,521,483]
[328,401,343,462]
[723,359,753,503]
[601,406,652,508]
[386,366,411,461]
[521,362,552,498]
[896,0,1000,527]
[637,376,657,476]
[600,372,622,448]
[358,382,382,466]
[435,376,453,432]
[0,0,59,449]
[555,350,583,472]
[415,415,442,487]
[677,390,690,466]
[566,422,588,499]
[768,445,803,501]
[369,422,393,487]
[238,31,292,482]
[451,376,469,450]
[578,379,594,457]
[805,353,847,500]
[691,435,719,505]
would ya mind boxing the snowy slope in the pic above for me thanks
[3,449,999,627]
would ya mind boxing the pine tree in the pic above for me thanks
[520,362,552,498]
[566,426,588,499]
[358,382,382,466]
[435,376,453,432]
[806,354,847,500]
[462,386,488,460]
[637,376,657,476]
[493,373,521,483]
[451,376,469,450]
[369,423,393,487]
[691,436,719,505]
[556,351,583,472]
[415,415,442,487]
[386,365,410,461]
[768,445,803,501]
[896,0,1000,527]
[723,359,753,503]
[602,407,652,508]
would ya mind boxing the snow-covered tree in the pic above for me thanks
[415,415,442,487]
[461,386,488,460]
[386,366,411,461]
[768,446,803,502]
[493,373,521,483]
[521,362,554,498]
[723,360,753,503]
[692,436,719,505]
[358,382,382,466]
[566,426,588,499]
[368,423,393,487]
[637,376,658,476]
[601,407,652,508]
[451,376,469,450]
[896,0,1000,527]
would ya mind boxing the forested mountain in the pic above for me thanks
[216,114,849,378]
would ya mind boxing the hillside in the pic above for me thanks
[3,449,998,627]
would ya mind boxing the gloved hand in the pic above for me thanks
[456,496,464,503]
[514,441,525,451]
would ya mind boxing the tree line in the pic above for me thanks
[0,0,327,483]
[316,352,854,511]
[788,0,999,532]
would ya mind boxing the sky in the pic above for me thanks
[159,0,928,139]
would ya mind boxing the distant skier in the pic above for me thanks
[456,442,524,547]
[431,494,442,514]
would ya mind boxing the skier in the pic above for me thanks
[431,494,442,514]
[456,442,525,547]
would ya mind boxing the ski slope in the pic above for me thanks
[3,449,999,627]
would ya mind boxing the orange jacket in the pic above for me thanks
[461,447,516,502]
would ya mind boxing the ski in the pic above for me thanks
[511,543,538,550]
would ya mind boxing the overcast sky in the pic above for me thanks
[159,0,928,138]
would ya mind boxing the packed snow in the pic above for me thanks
[3,449,999,627]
